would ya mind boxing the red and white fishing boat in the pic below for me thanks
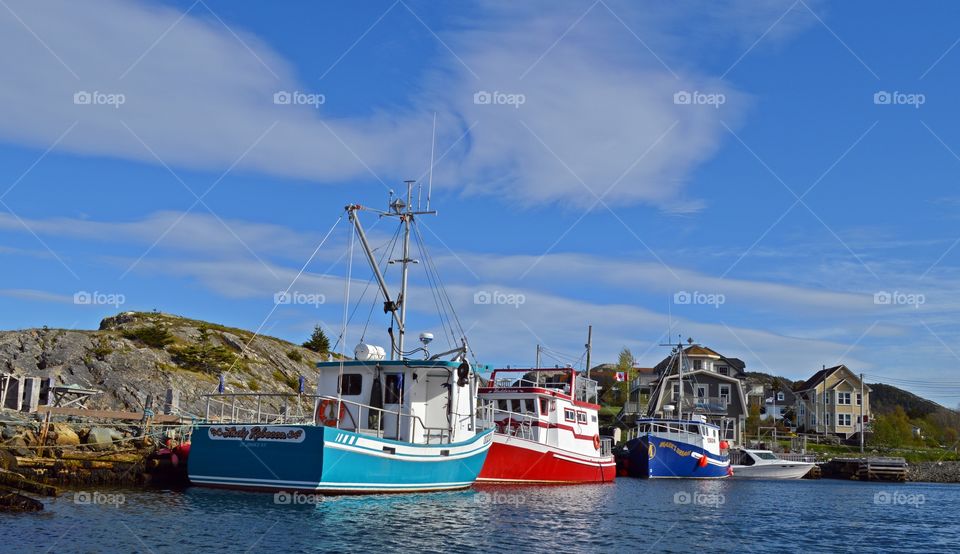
[476,368,615,483]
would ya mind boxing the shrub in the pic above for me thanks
[286,350,303,363]
[122,325,174,348]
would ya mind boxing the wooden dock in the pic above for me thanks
[821,457,907,481]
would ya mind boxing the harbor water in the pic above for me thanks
[9,479,959,553]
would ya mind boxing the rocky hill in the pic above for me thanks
[0,312,327,417]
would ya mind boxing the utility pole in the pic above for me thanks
[585,325,592,379]
[860,373,866,456]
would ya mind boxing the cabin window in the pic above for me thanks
[340,374,363,396]
[564,408,576,422]
[687,424,700,434]
[497,399,508,412]
[525,399,536,414]
[577,411,587,424]
[385,374,404,404]
[539,398,549,415]
[591,415,597,423]
[511,399,522,413]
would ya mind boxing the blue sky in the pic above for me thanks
[2,0,960,405]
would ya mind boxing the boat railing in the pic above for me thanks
[599,437,613,457]
[200,392,451,443]
[627,420,706,446]
[491,376,569,393]
[476,404,537,441]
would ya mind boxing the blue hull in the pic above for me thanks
[188,424,493,493]
[621,434,729,479]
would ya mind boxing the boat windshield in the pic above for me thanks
[754,451,779,460]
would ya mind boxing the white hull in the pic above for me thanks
[731,462,813,479]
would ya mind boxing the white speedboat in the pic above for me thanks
[731,449,814,479]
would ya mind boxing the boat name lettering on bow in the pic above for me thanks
[208,426,306,443]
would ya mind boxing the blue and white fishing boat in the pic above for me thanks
[617,340,731,479]
[188,185,493,493]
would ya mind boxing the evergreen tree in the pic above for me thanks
[303,324,331,355]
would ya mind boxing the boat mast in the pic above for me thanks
[397,180,414,358]
[677,339,683,421]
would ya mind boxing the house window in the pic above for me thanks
[696,385,707,399]
[838,392,851,405]
[718,366,729,376]
[856,393,862,405]
[340,374,363,396]
[777,392,785,402]
[564,408,576,422]
[825,412,831,426]
[810,414,816,426]
[672,383,680,398]
[823,391,830,404]
[838,414,851,427]
[719,385,730,406]
[385,374,404,404]
[798,403,805,417]
[577,411,588,424]
[693,360,703,370]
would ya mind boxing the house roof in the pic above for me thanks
[796,364,871,393]
[653,347,745,376]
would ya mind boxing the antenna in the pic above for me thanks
[427,112,436,211]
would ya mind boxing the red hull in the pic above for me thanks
[477,436,616,484]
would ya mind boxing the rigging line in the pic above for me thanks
[413,224,457,347]
[411,222,478,365]
[360,222,404,341]
[337,215,356,404]
[218,214,343,386]
[412,223,458,348]
[332,221,402,349]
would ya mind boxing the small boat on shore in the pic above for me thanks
[476,368,615,484]
[731,449,814,479]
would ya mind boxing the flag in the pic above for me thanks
[615,372,626,382]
